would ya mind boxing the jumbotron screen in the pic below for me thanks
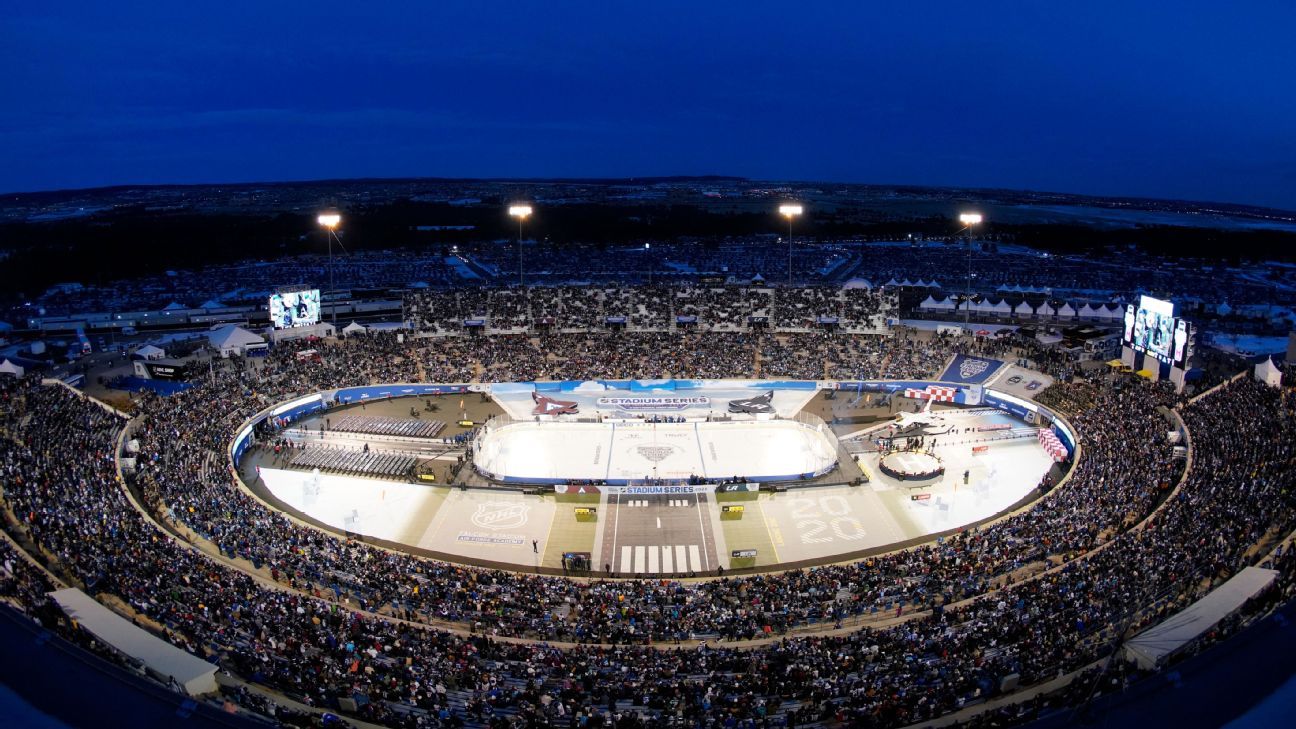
[269,289,321,329]
[1125,295,1176,362]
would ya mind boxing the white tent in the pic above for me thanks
[1255,357,1282,387]
[1056,303,1077,319]
[1097,304,1121,321]
[1124,567,1278,670]
[842,278,873,289]
[991,299,1013,316]
[1036,301,1056,318]
[162,301,186,311]
[50,588,218,695]
[133,344,166,360]
[208,324,265,358]
[1014,301,1034,318]
[1077,303,1099,319]
[0,358,24,377]
[342,321,368,336]
[918,295,942,311]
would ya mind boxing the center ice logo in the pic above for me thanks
[958,358,990,380]
[635,445,679,462]
[470,502,529,530]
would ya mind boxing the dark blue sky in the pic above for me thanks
[2,2,1294,209]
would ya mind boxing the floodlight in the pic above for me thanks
[779,204,804,217]
[317,212,341,228]
[508,205,533,218]
[959,213,983,225]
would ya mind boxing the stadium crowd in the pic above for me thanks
[2,330,1295,727]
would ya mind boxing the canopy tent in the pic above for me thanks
[842,277,873,289]
[1124,567,1278,670]
[49,588,218,695]
[1077,303,1099,319]
[1036,302,1056,318]
[162,301,187,311]
[0,358,24,377]
[342,321,368,336]
[1014,301,1034,317]
[991,299,1013,315]
[1097,304,1122,321]
[131,344,166,360]
[1056,303,1077,319]
[1255,357,1282,387]
[208,324,265,357]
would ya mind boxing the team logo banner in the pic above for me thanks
[532,392,579,415]
[728,391,775,414]
[939,355,1005,384]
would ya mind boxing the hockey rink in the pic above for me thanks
[474,419,838,483]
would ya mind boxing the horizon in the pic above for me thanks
[2,3,1294,210]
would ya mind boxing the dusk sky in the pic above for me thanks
[2,2,1294,209]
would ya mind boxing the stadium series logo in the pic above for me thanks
[596,396,709,411]
[959,358,991,380]
[470,502,530,530]
[635,445,681,462]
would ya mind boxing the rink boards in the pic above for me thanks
[474,419,838,484]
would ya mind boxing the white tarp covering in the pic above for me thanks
[208,324,265,356]
[1124,566,1278,670]
[342,321,368,335]
[133,344,166,360]
[48,588,218,695]
[1255,357,1282,387]
[0,358,24,377]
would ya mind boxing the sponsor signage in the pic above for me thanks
[731,549,758,558]
[597,396,710,411]
[910,493,932,501]
[972,445,990,454]
[721,505,745,513]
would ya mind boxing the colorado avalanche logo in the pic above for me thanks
[958,358,990,380]
[728,390,775,414]
[470,502,530,530]
[532,392,579,416]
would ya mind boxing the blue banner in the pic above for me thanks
[939,355,1005,384]
[333,384,469,403]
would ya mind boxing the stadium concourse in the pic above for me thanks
[1,330,1295,728]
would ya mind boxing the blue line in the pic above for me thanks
[695,421,708,478]
[606,422,616,481]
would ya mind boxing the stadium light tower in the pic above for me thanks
[779,204,803,285]
[318,211,342,325]
[509,205,533,287]
[958,212,983,325]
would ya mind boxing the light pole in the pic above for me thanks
[958,212,982,325]
[317,212,342,326]
[779,204,803,286]
[509,205,532,287]
[644,242,652,286]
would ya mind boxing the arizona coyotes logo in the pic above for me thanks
[532,391,579,416]
[470,502,529,530]
[958,357,991,380]
[728,390,775,414]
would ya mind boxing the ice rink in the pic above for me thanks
[474,419,838,483]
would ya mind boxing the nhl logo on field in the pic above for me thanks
[471,502,529,530]
[959,358,990,380]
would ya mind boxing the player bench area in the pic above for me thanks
[330,414,446,438]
